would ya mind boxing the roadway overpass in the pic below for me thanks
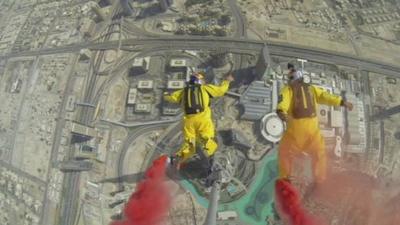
[1,36,400,77]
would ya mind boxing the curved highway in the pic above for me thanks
[3,36,400,77]
[228,0,247,74]
[116,123,172,190]
[2,5,400,225]
[228,0,246,38]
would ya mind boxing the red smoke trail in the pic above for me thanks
[111,155,171,225]
[307,171,400,225]
[275,179,326,225]
[370,191,400,225]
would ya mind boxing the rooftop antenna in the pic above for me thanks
[297,58,307,72]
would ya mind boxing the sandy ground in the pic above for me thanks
[103,78,128,122]
[240,0,400,65]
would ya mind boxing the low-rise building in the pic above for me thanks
[169,59,187,68]
[130,57,149,76]
[127,88,137,105]
[79,49,91,61]
[135,103,152,113]
[137,80,154,91]
[217,211,238,220]
[162,103,181,115]
[167,80,185,89]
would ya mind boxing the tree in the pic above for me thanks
[175,27,185,35]
[214,27,227,36]
[219,14,231,25]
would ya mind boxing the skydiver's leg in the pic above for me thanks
[175,117,196,163]
[278,135,294,180]
[197,117,219,186]
[198,117,217,158]
[309,133,327,184]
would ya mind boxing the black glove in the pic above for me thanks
[276,110,288,122]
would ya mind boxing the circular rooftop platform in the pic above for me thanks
[260,113,284,143]
[303,74,311,84]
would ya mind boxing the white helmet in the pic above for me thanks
[293,70,303,80]
[289,70,303,81]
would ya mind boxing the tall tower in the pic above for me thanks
[90,3,106,22]
[255,45,271,80]
[210,50,229,68]
[98,0,111,7]
[120,0,134,16]
[203,181,220,225]
[158,0,173,12]
[370,105,400,164]
[371,105,400,121]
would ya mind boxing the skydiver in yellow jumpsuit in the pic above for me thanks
[164,72,234,169]
[277,64,353,183]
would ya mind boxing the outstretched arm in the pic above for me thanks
[164,89,183,104]
[313,86,342,106]
[313,86,353,110]
[203,74,234,97]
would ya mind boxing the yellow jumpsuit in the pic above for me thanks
[277,84,342,183]
[164,80,231,162]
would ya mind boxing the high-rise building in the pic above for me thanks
[371,105,400,121]
[129,57,149,76]
[239,81,272,120]
[79,49,91,61]
[80,18,96,37]
[210,51,229,68]
[255,45,271,80]
[344,94,366,154]
[159,0,173,12]
[120,0,134,16]
[92,4,106,22]
[98,0,112,7]
[84,1,106,22]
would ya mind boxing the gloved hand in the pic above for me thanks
[277,110,289,122]
[343,101,353,111]
[225,74,235,82]
[168,154,182,169]
[341,100,353,111]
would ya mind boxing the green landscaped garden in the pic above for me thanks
[181,153,278,225]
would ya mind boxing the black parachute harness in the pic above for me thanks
[183,83,205,115]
